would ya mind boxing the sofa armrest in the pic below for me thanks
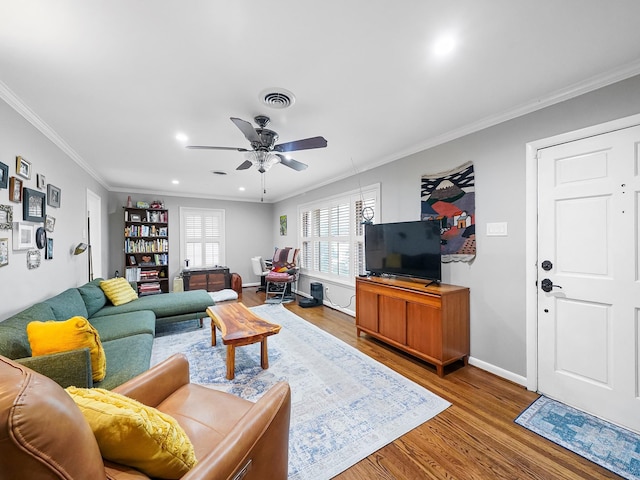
[182,382,291,480]
[15,349,92,388]
[113,353,190,407]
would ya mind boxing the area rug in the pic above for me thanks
[151,304,450,480]
[515,396,640,480]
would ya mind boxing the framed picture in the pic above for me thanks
[27,249,41,269]
[0,205,12,229]
[35,226,47,249]
[37,173,46,189]
[16,156,31,180]
[128,255,137,266]
[47,184,61,208]
[9,177,22,203]
[45,214,56,232]
[13,222,34,250]
[23,188,46,222]
[45,237,54,260]
[130,213,142,222]
[0,238,8,267]
[280,215,287,236]
[0,162,8,189]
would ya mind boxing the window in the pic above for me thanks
[299,184,379,283]
[179,208,225,268]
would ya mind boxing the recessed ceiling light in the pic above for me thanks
[175,132,188,142]
[433,35,456,56]
[239,187,246,191]
[172,180,179,184]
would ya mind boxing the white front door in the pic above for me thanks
[537,124,640,433]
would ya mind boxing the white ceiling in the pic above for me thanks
[2,1,640,203]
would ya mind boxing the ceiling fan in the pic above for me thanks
[186,115,328,173]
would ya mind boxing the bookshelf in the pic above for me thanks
[123,206,169,295]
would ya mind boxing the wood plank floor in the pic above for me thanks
[239,288,620,479]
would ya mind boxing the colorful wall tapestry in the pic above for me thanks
[421,161,475,263]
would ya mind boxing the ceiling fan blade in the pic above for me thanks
[230,117,261,144]
[274,136,327,153]
[186,145,249,151]
[236,160,253,170]
[276,154,308,171]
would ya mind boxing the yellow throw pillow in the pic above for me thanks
[65,387,197,479]
[27,316,106,382]
[100,277,138,306]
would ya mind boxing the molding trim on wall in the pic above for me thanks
[0,80,108,190]
[468,356,527,387]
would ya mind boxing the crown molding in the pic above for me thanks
[0,80,109,190]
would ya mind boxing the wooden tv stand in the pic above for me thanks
[356,276,470,377]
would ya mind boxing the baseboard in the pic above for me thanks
[468,356,527,387]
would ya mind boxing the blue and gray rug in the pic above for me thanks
[516,396,640,479]
[152,304,450,480]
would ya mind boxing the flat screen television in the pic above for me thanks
[364,220,441,282]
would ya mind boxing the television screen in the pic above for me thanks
[365,220,441,282]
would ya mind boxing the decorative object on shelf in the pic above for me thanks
[0,205,12,229]
[0,161,8,189]
[37,173,46,189]
[26,249,41,269]
[127,195,132,208]
[13,222,34,250]
[0,238,8,266]
[9,177,22,203]
[16,156,31,180]
[150,200,164,209]
[136,201,149,208]
[45,214,55,232]
[130,213,141,222]
[35,227,47,249]
[279,215,287,236]
[47,184,61,208]
[361,206,374,225]
[421,161,476,263]
[23,188,46,222]
[45,237,53,259]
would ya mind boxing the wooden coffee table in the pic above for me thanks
[206,303,281,379]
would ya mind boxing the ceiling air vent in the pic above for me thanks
[211,170,228,176]
[259,88,296,109]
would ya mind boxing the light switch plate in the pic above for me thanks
[486,222,508,236]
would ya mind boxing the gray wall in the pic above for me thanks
[107,192,275,287]
[0,100,109,318]
[272,74,640,380]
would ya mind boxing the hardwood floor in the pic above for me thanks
[240,288,620,479]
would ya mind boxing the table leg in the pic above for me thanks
[211,323,217,347]
[261,338,269,369]
[226,345,235,380]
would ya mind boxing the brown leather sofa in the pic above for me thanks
[0,353,291,479]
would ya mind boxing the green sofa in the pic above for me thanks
[0,278,214,390]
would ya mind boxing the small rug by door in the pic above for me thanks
[152,304,450,480]
[515,396,640,480]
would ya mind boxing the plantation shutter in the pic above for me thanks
[298,184,379,282]
[181,208,225,268]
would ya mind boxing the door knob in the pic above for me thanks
[541,278,562,292]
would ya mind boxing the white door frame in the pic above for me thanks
[525,112,640,392]
[86,189,102,280]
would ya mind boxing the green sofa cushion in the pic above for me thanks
[91,290,213,319]
[78,279,107,317]
[94,334,154,390]
[44,288,89,320]
[89,311,155,343]
[0,303,56,358]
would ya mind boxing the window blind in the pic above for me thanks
[180,208,225,268]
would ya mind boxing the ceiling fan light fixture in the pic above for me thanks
[259,88,296,109]
[248,151,280,172]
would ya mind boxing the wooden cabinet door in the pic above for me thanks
[356,288,379,333]
[406,302,442,359]
[189,273,208,290]
[379,296,407,345]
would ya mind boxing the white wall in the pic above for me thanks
[0,100,109,319]
[273,74,640,381]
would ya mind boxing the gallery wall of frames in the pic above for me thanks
[0,155,60,269]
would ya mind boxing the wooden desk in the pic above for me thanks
[206,303,281,379]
